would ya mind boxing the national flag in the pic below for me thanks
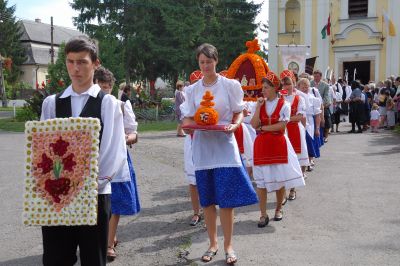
[321,15,331,39]
[382,10,396,36]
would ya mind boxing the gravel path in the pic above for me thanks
[1,125,399,265]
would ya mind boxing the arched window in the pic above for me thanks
[285,0,300,33]
[348,0,368,17]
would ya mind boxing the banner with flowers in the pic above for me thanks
[23,117,101,226]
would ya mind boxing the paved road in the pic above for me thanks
[0,124,399,265]
[0,111,13,118]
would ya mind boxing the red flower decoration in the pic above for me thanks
[41,81,46,88]
[62,154,76,172]
[45,178,71,203]
[50,137,69,157]
[37,153,53,174]
[58,80,64,87]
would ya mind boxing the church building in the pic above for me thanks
[268,0,400,84]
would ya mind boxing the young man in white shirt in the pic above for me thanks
[40,36,126,266]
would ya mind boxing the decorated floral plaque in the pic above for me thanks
[23,117,101,226]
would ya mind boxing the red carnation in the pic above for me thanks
[62,154,76,172]
[37,153,53,174]
[50,137,69,157]
[57,80,64,87]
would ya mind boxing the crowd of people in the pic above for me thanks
[37,35,399,265]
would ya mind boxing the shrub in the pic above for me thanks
[15,105,38,121]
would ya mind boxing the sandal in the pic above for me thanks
[274,209,283,221]
[257,215,269,228]
[282,197,288,206]
[190,214,201,226]
[225,251,237,265]
[288,189,296,201]
[114,239,119,248]
[107,246,116,261]
[201,249,218,262]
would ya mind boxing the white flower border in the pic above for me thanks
[23,117,100,226]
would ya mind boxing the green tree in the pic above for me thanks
[71,0,260,82]
[0,0,26,82]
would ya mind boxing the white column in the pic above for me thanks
[386,0,399,77]
[279,3,286,33]
[368,0,376,17]
[340,0,349,20]
[304,0,312,47]
[316,0,329,71]
[268,0,279,73]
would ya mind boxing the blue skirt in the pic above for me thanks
[111,152,141,215]
[195,166,258,208]
[306,132,319,158]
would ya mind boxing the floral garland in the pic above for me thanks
[226,39,271,101]
[23,117,100,226]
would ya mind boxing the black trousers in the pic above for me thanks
[42,194,111,266]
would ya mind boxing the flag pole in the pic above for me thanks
[381,9,386,42]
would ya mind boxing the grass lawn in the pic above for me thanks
[0,118,176,133]
[138,121,176,132]
[0,118,25,132]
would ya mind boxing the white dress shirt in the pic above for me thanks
[40,84,127,194]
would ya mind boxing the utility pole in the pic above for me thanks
[50,16,55,64]
[0,54,7,107]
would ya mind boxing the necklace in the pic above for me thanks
[202,76,219,87]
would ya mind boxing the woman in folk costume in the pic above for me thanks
[181,70,203,226]
[94,69,141,261]
[280,70,309,201]
[251,71,304,227]
[297,78,322,166]
[234,107,255,177]
[182,43,258,264]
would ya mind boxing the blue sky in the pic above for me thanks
[8,0,78,28]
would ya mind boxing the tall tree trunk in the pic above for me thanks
[123,0,130,84]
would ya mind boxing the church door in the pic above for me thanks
[343,61,370,85]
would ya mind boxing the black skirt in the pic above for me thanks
[349,102,365,123]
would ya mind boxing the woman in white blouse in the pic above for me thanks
[182,43,257,265]
[94,67,140,261]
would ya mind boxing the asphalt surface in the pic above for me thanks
[0,124,399,265]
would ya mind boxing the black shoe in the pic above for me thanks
[356,130,363,133]
[258,215,269,228]
[348,130,355,133]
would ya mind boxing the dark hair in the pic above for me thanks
[196,43,218,61]
[396,76,400,82]
[262,77,281,90]
[385,79,392,88]
[65,36,98,62]
[313,70,322,76]
[94,66,115,84]
[281,76,293,85]
[123,84,132,94]
[351,80,360,90]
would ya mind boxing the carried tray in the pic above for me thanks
[182,124,229,131]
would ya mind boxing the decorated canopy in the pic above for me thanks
[226,39,270,101]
